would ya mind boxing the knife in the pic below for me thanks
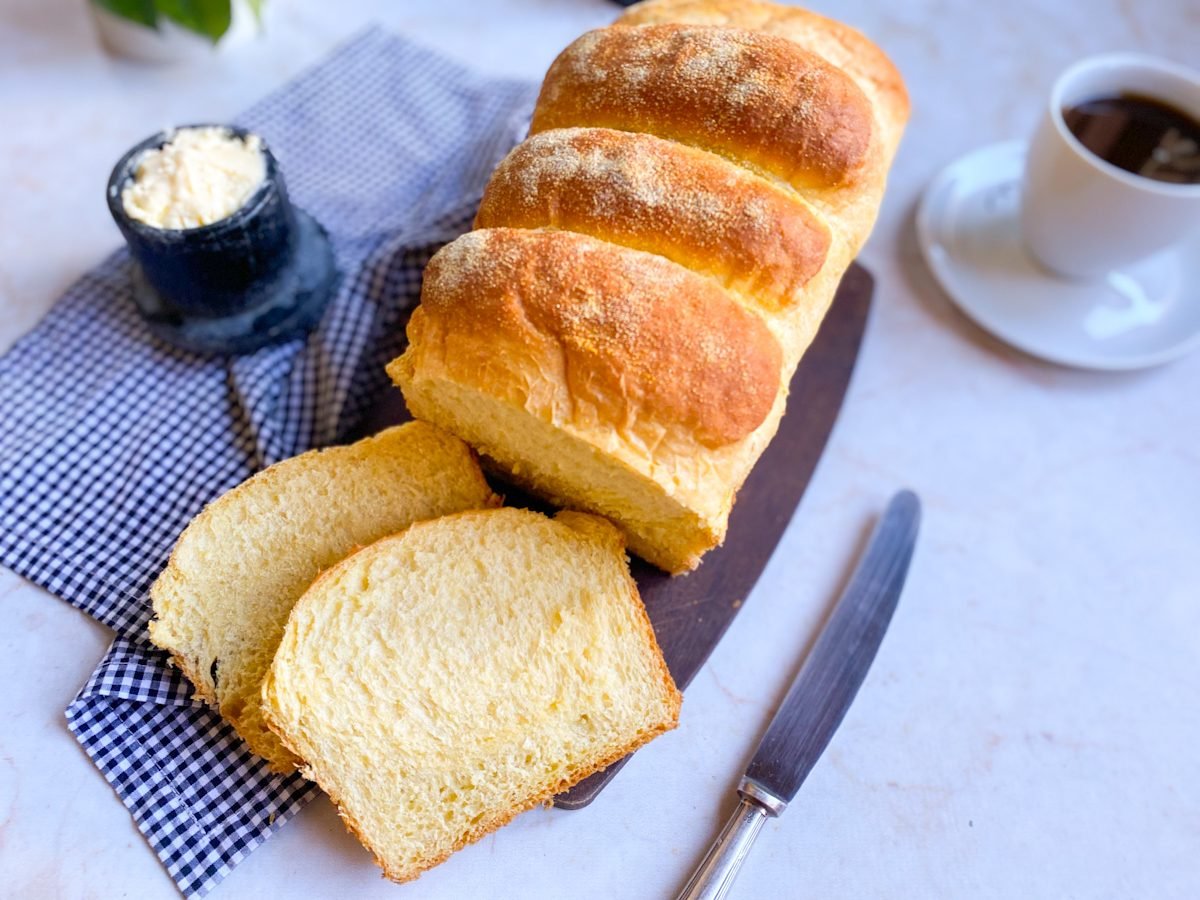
[677,489,921,900]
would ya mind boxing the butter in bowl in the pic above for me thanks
[106,124,338,355]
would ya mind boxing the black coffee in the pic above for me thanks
[1062,93,1200,185]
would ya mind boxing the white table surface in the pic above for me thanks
[2,1,1198,897]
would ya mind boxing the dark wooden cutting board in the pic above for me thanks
[360,262,874,809]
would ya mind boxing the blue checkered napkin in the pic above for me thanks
[0,29,537,898]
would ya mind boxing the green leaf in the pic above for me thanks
[156,0,232,43]
[93,0,158,29]
[245,0,265,26]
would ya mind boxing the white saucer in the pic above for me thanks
[916,140,1200,371]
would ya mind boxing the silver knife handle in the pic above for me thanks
[675,796,770,900]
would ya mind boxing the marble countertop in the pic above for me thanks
[2,1,1197,897]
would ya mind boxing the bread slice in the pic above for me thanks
[262,507,681,882]
[148,422,498,772]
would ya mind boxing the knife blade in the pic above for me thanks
[677,489,921,900]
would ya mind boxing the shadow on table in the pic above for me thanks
[894,194,1169,390]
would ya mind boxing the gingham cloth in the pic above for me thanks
[0,29,536,898]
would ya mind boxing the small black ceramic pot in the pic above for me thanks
[107,125,338,355]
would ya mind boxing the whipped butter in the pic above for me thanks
[121,126,266,230]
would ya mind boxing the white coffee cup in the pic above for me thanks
[1021,53,1200,279]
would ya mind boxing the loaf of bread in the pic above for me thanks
[391,0,908,572]
[262,507,681,882]
[148,422,498,772]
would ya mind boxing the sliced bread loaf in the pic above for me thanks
[148,422,498,772]
[262,507,681,882]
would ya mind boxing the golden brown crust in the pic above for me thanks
[531,23,875,191]
[618,0,910,159]
[410,228,781,449]
[476,127,831,313]
[393,2,907,575]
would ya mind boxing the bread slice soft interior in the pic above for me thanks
[392,354,722,572]
[262,507,681,882]
[148,421,498,772]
